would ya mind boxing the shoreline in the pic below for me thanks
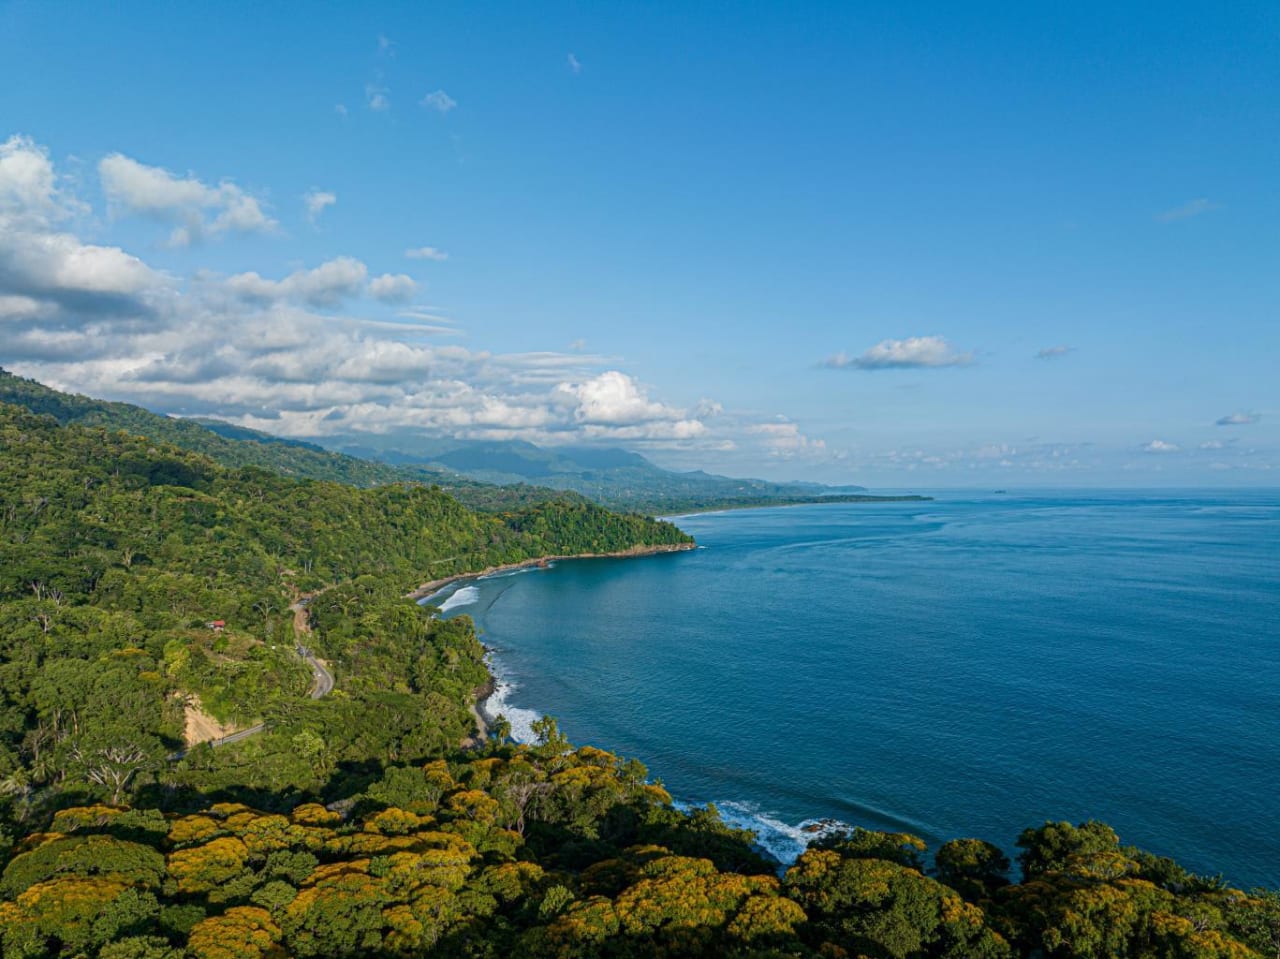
[410,541,697,747]
[406,541,696,602]
[463,675,497,749]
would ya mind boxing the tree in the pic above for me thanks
[1015,820,1120,881]
[935,838,1011,902]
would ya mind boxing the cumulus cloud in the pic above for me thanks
[1036,345,1073,360]
[749,418,825,459]
[99,153,276,245]
[554,371,674,425]
[1,136,163,320]
[303,189,336,223]
[550,371,705,439]
[226,257,368,308]
[1216,411,1260,426]
[368,273,418,303]
[6,136,831,462]
[421,90,457,113]
[1156,198,1221,223]
[1143,439,1181,453]
[405,246,448,261]
[366,83,390,112]
[823,336,974,370]
[0,134,82,224]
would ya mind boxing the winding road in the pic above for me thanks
[171,599,333,758]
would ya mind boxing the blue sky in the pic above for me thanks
[1,2,1276,485]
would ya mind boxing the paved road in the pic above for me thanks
[299,646,334,699]
[170,599,332,758]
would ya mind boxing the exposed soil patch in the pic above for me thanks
[182,694,242,746]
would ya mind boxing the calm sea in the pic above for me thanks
[432,490,1280,887]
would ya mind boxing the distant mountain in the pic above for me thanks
[0,369,410,487]
[0,371,652,516]
[325,435,918,514]
[0,369,925,514]
[189,418,330,452]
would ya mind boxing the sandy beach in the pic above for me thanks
[406,541,696,603]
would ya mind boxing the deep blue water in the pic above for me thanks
[433,490,1280,887]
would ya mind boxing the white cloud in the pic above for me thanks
[21,231,159,295]
[366,83,390,112]
[368,273,418,303]
[0,134,80,225]
[749,418,825,459]
[1,138,162,311]
[1036,345,1073,360]
[99,154,208,212]
[1143,439,1181,453]
[303,189,336,223]
[226,257,368,307]
[823,335,975,370]
[1216,411,1260,426]
[567,53,582,74]
[421,90,457,113]
[405,246,448,261]
[98,153,276,244]
[6,136,828,462]
[0,294,52,320]
[553,370,694,429]
[335,104,349,118]
[1156,198,1220,223]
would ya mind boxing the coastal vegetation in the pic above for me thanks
[0,382,1275,957]
[0,370,929,515]
[0,399,689,816]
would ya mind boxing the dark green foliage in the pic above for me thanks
[0,397,688,823]
[0,368,408,487]
[0,375,1272,959]
[1015,820,1122,881]
[814,826,929,871]
[935,837,1011,902]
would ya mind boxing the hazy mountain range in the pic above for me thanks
[0,369,925,514]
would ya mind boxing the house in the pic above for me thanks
[206,620,226,632]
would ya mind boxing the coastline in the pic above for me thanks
[406,541,696,602]
[410,541,697,747]
[463,675,497,749]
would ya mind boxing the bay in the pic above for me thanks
[436,489,1280,887]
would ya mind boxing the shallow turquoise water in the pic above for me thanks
[436,490,1280,887]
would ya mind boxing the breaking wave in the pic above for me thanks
[480,665,544,745]
[436,585,480,613]
[676,798,850,866]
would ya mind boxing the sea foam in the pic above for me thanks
[677,798,849,866]
[436,585,480,613]
[481,673,543,745]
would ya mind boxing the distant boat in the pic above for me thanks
[993,489,1007,494]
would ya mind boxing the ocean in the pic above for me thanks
[430,489,1280,887]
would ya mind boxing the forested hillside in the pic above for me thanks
[0,369,680,515]
[0,371,929,516]
[0,402,689,820]
[0,369,415,488]
[0,399,1276,958]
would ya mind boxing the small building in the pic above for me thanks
[206,620,226,632]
